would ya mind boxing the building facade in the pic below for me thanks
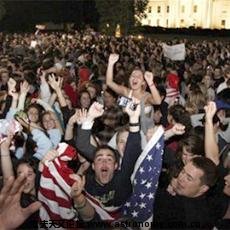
[141,0,230,29]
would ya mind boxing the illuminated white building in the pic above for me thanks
[141,0,230,29]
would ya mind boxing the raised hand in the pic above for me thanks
[171,123,185,135]
[76,109,88,125]
[87,102,104,121]
[70,174,86,199]
[20,80,30,95]
[68,109,80,126]
[204,101,217,122]
[108,54,119,65]
[30,98,37,104]
[124,98,141,121]
[0,175,41,229]
[7,78,16,92]
[48,74,63,91]
[8,88,19,101]
[0,133,13,149]
[144,71,154,86]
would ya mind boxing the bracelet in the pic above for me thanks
[149,82,155,87]
[74,197,87,210]
[129,122,139,127]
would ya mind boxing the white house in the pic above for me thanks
[141,0,230,29]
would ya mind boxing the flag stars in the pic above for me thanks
[139,167,145,174]
[140,193,146,199]
[141,179,147,185]
[156,143,161,149]
[125,202,131,207]
[131,210,139,218]
[139,202,146,209]
[145,182,152,189]
[147,154,153,161]
[148,192,154,200]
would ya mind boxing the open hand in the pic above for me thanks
[87,102,104,121]
[0,175,41,229]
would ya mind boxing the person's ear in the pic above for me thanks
[92,163,95,171]
[199,184,209,196]
[114,162,118,170]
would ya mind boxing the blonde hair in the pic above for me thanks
[186,87,207,114]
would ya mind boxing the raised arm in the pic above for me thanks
[39,71,51,103]
[48,75,67,107]
[0,135,15,184]
[6,78,19,120]
[164,123,185,141]
[120,99,142,177]
[65,109,80,141]
[75,102,104,162]
[70,174,95,221]
[17,80,30,111]
[106,54,127,96]
[144,71,161,105]
[204,101,219,165]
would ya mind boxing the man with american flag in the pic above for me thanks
[121,125,164,230]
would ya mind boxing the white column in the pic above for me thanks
[175,0,180,27]
[206,0,212,28]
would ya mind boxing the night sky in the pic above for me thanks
[0,0,99,31]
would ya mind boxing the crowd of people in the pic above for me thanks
[0,27,229,229]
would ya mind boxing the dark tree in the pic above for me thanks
[135,0,148,25]
[0,0,6,21]
[0,0,98,32]
[95,0,148,35]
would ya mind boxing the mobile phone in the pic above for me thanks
[117,96,137,110]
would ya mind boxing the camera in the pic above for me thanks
[117,96,137,111]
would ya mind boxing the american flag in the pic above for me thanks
[39,143,120,230]
[122,126,164,228]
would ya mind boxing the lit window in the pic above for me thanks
[167,6,170,13]
[157,6,161,13]
[181,5,185,13]
[148,6,152,13]
[166,19,169,27]
[221,20,226,27]
[193,5,197,13]
[180,19,184,26]
[157,19,160,26]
